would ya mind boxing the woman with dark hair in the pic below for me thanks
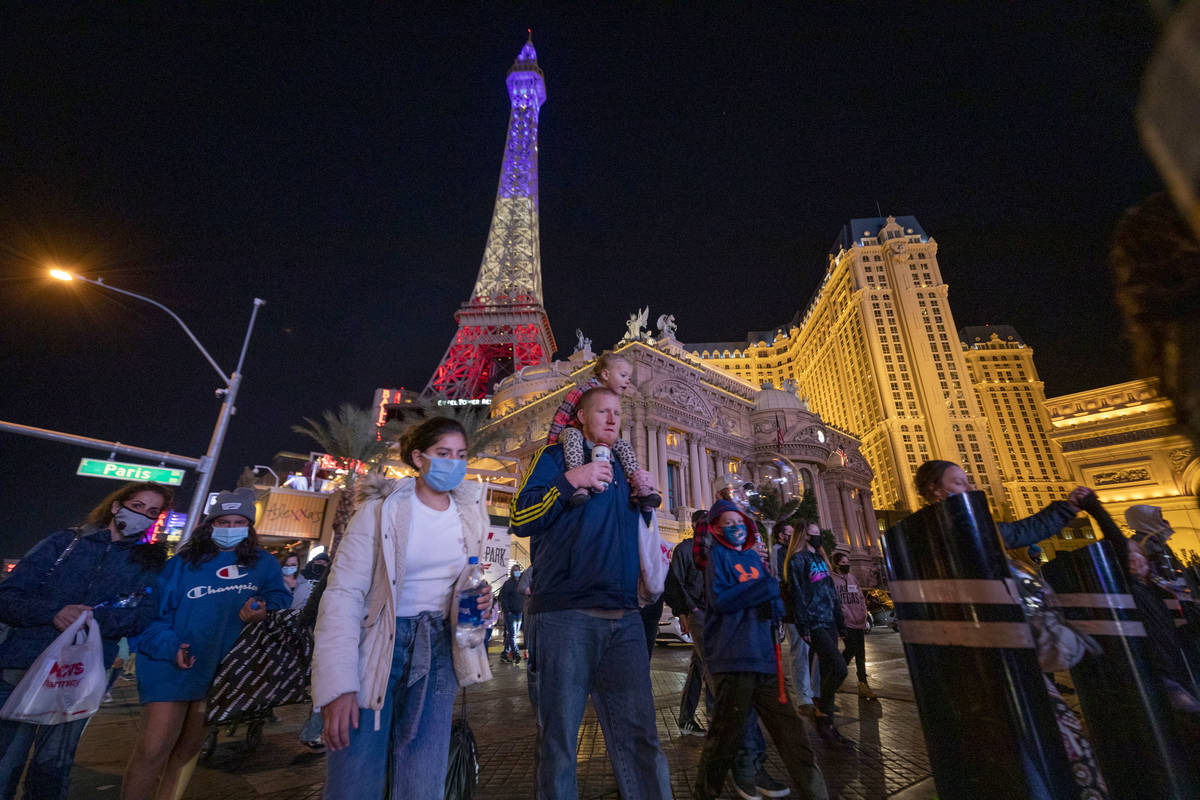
[911,461,1109,798]
[914,459,1089,548]
[312,416,494,800]
[0,481,172,800]
[122,488,289,800]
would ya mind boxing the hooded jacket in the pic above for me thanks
[0,527,165,670]
[701,509,784,675]
[311,475,492,725]
[510,442,640,614]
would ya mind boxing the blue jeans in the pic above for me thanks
[786,623,813,702]
[503,612,523,657]
[531,609,671,800]
[0,674,89,800]
[323,614,459,800]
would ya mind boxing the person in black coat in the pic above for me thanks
[498,565,526,663]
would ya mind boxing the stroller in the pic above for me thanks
[200,607,315,760]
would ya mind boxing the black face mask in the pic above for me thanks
[808,535,822,549]
[836,564,850,574]
[305,561,329,580]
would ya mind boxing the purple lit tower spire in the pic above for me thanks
[426,35,556,399]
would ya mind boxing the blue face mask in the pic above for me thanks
[423,456,467,492]
[721,523,748,547]
[212,526,249,549]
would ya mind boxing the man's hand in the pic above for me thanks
[52,604,91,632]
[565,460,613,492]
[239,596,267,624]
[323,692,360,751]
[476,581,493,612]
[175,643,196,670]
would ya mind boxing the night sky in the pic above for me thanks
[1,4,1165,557]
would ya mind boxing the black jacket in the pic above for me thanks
[498,576,525,614]
[786,549,844,638]
[663,536,705,620]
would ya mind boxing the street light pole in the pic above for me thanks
[51,269,265,539]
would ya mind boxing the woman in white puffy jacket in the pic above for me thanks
[312,416,493,799]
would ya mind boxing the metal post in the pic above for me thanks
[1043,542,1198,798]
[181,298,264,541]
[883,491,1075,800]
[0,421,201,469]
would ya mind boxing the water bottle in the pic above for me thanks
[456,556,488,648]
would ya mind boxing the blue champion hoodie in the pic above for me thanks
[136,548,289,702]
[510,442,640,614]
[702,508,785,676]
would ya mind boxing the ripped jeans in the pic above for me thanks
[323,613,459,800]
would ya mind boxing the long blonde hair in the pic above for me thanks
[782,518,816,583]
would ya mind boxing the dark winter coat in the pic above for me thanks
[786,549,844,638]
[996,501,1077,549]
[0,527,165,669]
[499,576,525,614]
[663,536,706,619]
[510,442,639,614]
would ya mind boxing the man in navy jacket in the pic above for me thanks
[511,387,671,800]
[694,499,829,800]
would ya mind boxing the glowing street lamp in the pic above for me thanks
[49,266,265,539]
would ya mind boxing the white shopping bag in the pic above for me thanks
[637,512,671,606]
[0,610,106,724]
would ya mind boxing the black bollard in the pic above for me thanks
[1042,540,1197,798]
[883,491,1075,800]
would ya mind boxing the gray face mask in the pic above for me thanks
[113,506,155,538]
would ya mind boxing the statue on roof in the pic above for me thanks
[624,306,650,342]
[656,313,678,340]
[573,328,593,355]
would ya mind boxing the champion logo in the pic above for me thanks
[216,564,248,580]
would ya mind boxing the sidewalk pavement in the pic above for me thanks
[68,629,936,799]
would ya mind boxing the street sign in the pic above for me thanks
[76,458,186,486]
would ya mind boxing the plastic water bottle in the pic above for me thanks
[456,556,487,648]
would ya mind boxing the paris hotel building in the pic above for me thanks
[691,215,1079,528]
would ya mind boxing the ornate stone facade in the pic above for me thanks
[1046,377,1200,555]
[480,336,882,582]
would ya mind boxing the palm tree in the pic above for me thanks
[292,403,404,556]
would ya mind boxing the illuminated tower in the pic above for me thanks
[425,35,556,399]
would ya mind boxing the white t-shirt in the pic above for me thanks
[395,495,467,616]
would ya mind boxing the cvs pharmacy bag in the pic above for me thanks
[0,610,106,724]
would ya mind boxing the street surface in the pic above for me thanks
[67,629,936,799]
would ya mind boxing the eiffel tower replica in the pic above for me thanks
[425,35,556,400]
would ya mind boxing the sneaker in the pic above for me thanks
[858,681,878,701]
[567,488,591,508]
[731,776,762,800]
[513,653,522,664]
[499,653,510,663]
[301,738,326,753]
[679,719,706,736]
[755,769,791,797]
[817,718,854,747]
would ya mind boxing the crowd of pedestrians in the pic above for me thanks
[2,369,1199,799]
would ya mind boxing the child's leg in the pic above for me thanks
[752,677,829,799]
[611,438,641,473]
[559,427,591,506]
[693,672,756,800]
[560,427,586,469]
[612,439,660,506]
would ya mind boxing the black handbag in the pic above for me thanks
[444,692,478,800]
[205,608,314,725]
